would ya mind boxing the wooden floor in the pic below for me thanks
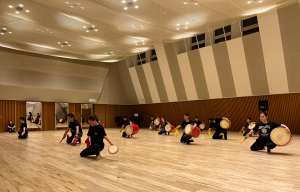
[0,129,299,192]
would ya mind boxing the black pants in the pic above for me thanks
[180,132,192,144]
[243,129,251,136]
[67,130,82,144]
[7,128,15,133]
[251,137,276,151]
[122,131,128,137]
[18,131,28,139]
[80,143,104,157]
[212,129,227,139]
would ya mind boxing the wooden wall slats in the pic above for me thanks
[42,102,55,131]
[75,103,81,122]
[69,103,75,114]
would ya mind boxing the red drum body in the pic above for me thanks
[185,124,200,138]
[125,124,139,135]
[165,125,175,132]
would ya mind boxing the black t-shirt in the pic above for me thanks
[20,123,27,132]
[253,121,281,140]
[68,119,82,133]
[123,120,131,127]
[244,122,250,129]
[160,121,169,129]
[8,124,15,128]
[209,118,224,131]
[181,120,194,128]
[150,119,155,125]
[194,120,202,127]
[87,124,107,145]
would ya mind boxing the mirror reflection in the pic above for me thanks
[55,103,68,128]
[81,104,92,127]
[26,101,42,129]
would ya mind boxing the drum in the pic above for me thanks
[100,123,104,127]
[184,124,200,138]
[108,145,119,154]
[220,119,231,129]
[270,126,292,146]
[199,124,205,130]
[248,123,256,129]
[154,118,160,126]
[165,124,175,132]
[125,124,139,136]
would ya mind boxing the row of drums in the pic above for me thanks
[151,118,292,146]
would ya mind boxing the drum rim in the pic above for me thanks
[108,145,119,154]
[220,119,230,129]
[199,124,205,129]
[270,127,292,146]
[165,124,171,132]
[125,125,133,135]
[154,118,160,126]
[248,123,256,129]
[193,127,201,138]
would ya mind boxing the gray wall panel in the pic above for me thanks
[150,61,169,103]
[135,65,153,103]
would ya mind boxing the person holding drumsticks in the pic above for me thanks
[172,113,196,144]
[240,117,252,136]
[244,112,291,153]
[208,117,229,140]
[120,114,133,138]
[150,116,155,131]
[158,117,171,135]
[80,115,114,160]
[194,116,204,132]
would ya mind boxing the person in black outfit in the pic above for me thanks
[120,114,133,138]
[61,113,83,145]
[82,116,85,124]
[7,120,16,133]
[150,115,155,131]
[28,112,33,121]
[172,113,196,144]
[34,113,40,124]
[80,115,114,160]
[18,117,28,139]
[240,117,252,136]
[194,116,203,132]
[244,112,290,153]
[208,117,229,140]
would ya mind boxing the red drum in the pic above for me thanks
[184,124,200,138]
[125,124,139,136]
[165,125,175,132]
[100,123,104,127]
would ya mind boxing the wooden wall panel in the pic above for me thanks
[42,102,55,131]
[69,103,75,114]
[93,104,106,125]
[15,101,26,130]
[75,103,81,122]
[0,101,25,132]
[105,105,117,128]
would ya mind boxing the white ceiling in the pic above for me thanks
[0,0,296,62]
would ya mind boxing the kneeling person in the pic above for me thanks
[120,114,133,138]
[208,117,228,140]
[8,120,16,133]
[80,115,114,160]
[61,113,83,145]
[173,113,196,144]
[158,117,171,135]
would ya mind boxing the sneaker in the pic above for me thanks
[267,148,271,153]
[224,134,227,140]
[190,139,194,142]
[186,141,190,144]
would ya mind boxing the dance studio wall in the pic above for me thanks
[117,2,300,105]
[128,93,300,134]
[0,47,110,103]
[0,101,26,132]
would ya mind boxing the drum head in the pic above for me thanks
[248,123,256,129]
[220,119,230,129]
[184,124,193,135]
[125,125,133,135]
[165,125,171,132]
[108,145,119,154]
[199,124,205,130]
[154,118,160,126]
[270,127,291,146]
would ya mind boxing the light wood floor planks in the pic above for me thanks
[0,129,299,192]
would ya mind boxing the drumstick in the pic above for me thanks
[205,131,211,137]
[81,142,86,150]
[118,128,123,135]
[240,135,249,144]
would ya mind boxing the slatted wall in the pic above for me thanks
[128,93,300,134]
[0,101,26,132]
[42,102,55,131]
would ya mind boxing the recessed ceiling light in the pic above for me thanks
[3,28,6,30]
[1,33,4,35]
[133,0,137,1]
[15,11,19,14]
[183,2,187,4]
[68,44,71,46]
[122,0,126,3]
[124,7,128,10]
[135,44,138,45]
[142,43,145,45]
[185,27,188,29]
[83,26,86,28]
[18,4,24,7]
[65,41,68,43]
[50,32,52,33]
[86,30,89,32]
[111,52,113,53]
[177,23,180,25]
[95,29,98,31]
[8,32,12,34]
[70,6,74,8]
[176,28,179,30]
[61,45,64,47]
[186,22,189,24]
[66,2,69,4]
[134,41,137,42]
[8,5,13,8]
[58,42,61,44]
[81,7,84,9]
[142,28,144,29]
[142,40,144,42]
[25,10,30,12]
[247,1,251,4]
[92,25,95,27]
[135,5,138,8]
[259,0,262,2]
[195,2,198,5]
